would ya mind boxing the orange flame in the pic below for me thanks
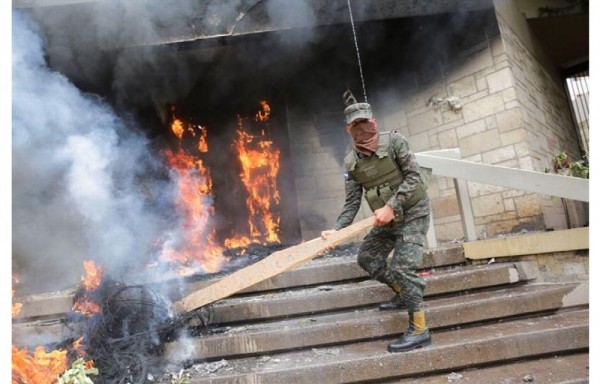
[12,290,22,318]
[230,102,281,244]
[255,100,271,122]
[223,235,252,249]
[81,260,102,291]
[72,337,85,357]
[72,300,102,316]
[171,118,185,139]
[12,276,22,318]
[198,126,208,153]
[161,120,227,274]
[71,337,94,370]
[12,345,68,384]
[162,101,281,274]
[72,260,103,316]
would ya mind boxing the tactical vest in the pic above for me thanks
[344,131,427,212]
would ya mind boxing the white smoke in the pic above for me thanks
[12,11,175,294]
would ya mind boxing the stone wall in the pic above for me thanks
[285,5,584,241]
[286,112,372,240]
[494,8,586,231]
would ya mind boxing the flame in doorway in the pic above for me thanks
[161,109,226,274]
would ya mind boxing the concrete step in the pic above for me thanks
[185,309,588,384]
[179,244,464,296]
[11,262,538,347]
[13,245,464,321]
[209,262,537,324]
[392,352,589,384]
[164,282,586,361]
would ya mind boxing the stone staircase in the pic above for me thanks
[12,244,589,383]
[163,245,589,383]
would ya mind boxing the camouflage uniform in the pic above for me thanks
[334,131,431,311]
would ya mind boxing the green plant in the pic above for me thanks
[546,151,589,179]
[56,358,98,384]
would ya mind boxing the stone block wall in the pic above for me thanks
[494,7,586,231]
[286,113,372,240]
[375,31,552,241]
[285,6,584,242]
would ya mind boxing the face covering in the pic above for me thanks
[347,118,379,155]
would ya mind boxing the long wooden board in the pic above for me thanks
[174,217,374,313]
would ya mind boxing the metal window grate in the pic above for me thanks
[564,64,589,157]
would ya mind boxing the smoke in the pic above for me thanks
[12,11,176,294]
[23,0,283,110]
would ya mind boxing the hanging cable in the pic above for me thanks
[347,0,368,104]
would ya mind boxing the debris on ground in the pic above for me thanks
[447,372,463,382]
[523,374,535,382]
[167,369,190,384]
[196,359,229,374]
[312,347,341,356]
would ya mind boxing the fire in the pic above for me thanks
[224,235,252,249]
[12,276,22,317]
[162,101,282,274]
[198,126,208,153]
[72,300,102,316]
[71,337,95,369]
[72,260,103,316]
[255,100,271,122]
[171,117,185,139]
[11,338,94,384]
[230,102,281,244]
[160,115,227,273]
[12,272,94,383]
[12,345,68,384]
[81,260,102,291]
[12,289,22,318]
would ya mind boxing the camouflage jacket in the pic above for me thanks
[333,131,430,230]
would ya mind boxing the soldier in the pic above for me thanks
[321,91,432,352]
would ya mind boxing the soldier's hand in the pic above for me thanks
[374,205,395,226]
[321,229,337,240]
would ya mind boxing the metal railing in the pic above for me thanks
[415,148,589,247]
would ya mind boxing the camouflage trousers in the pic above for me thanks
[357,214,430,311]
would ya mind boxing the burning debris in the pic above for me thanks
[72,261,103,316]
[67,260,213,384]
[12,259,214,384]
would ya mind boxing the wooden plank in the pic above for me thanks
[174,217,374,313]
[464,227,589,259]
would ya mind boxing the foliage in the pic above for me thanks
[56,359,98,384]
[545,151,589,179]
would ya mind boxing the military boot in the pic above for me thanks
[379,283,406,311]
[387,310,431,352]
